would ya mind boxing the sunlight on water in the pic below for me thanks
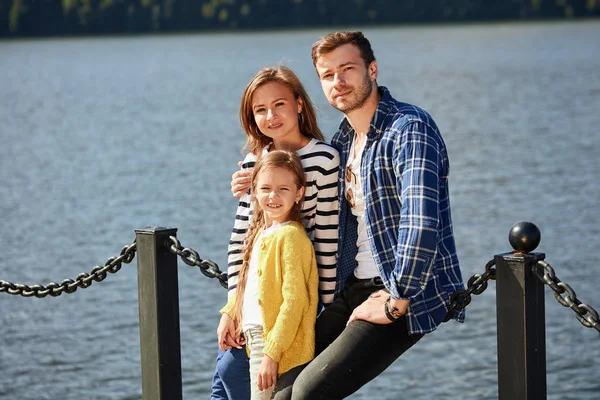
[1,21,600,400]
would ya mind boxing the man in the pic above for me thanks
[233,31,465,399]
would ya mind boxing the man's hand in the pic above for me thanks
[231,161,253,198]
[217,313,245,351]
[348,290,410,325]
[257,354,278,391]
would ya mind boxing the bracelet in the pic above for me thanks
[384,297,403,322]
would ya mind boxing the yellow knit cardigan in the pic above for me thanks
[220,221,319,374]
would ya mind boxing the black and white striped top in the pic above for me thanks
[227,139,340,306]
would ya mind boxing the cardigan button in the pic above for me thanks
[257,269,262,276]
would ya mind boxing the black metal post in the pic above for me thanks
[135,227,182,400]
[495,222,546,400]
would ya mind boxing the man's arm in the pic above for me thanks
[389,120,441,301]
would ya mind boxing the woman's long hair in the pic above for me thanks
[232,150,307,331]
[239,66,324,157]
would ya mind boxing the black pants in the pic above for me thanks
[272,276,424,400]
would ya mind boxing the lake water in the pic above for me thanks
[1,21,599,400]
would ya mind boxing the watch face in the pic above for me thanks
[385,298,404,320]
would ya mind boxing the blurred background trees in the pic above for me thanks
[0,0,598,38]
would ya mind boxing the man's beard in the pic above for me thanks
[330,73,373,113]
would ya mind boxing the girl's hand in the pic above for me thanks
[257,354,278,391]
[217,314,244,351]
[231,162,253,198]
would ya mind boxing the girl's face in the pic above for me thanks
[255,166,304,227]
[252,82,303,145]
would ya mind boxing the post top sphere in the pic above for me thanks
[508,221,541,253]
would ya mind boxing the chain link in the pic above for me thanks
[168,236,228,289]
[166,239,497,319]
[533,260,600,332]
[444,259,496,322]
[11,236,596,335]
[0,240,137,298]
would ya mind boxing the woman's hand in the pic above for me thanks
[257,354,278,391]
[231,161,253,198]
[217,313,245,351]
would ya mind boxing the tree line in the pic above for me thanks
[1,0,598,38]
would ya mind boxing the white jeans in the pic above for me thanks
[244,326,274,400]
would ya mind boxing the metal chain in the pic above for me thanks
[444,259,496,322]
[168,236,228,289]
[166,236,495,316]
[0,240,137,298]
[533,260,600,332]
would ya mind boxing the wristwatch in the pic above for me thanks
[384,297,403,321]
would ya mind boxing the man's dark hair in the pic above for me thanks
[311,31,376,67]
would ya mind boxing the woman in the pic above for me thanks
[212,66,339,400]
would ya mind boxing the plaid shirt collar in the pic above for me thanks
[338,86,394,137]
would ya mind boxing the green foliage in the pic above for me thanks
[62,0,76,13]
[2,0,599,37]
[9,0,21,32]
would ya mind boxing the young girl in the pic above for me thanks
[218,150,319,400]
[212,66,339,400]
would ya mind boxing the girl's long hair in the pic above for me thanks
[240,66,324,157]
[232,150,307,331]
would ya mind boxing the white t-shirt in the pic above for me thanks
[345,138,378,279]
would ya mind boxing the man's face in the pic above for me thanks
[315,43,377,113]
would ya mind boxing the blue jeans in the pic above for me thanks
[211,345,251,400]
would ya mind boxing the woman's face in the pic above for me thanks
[251,82,303,144]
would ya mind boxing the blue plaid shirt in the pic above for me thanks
[332,87,465,334]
